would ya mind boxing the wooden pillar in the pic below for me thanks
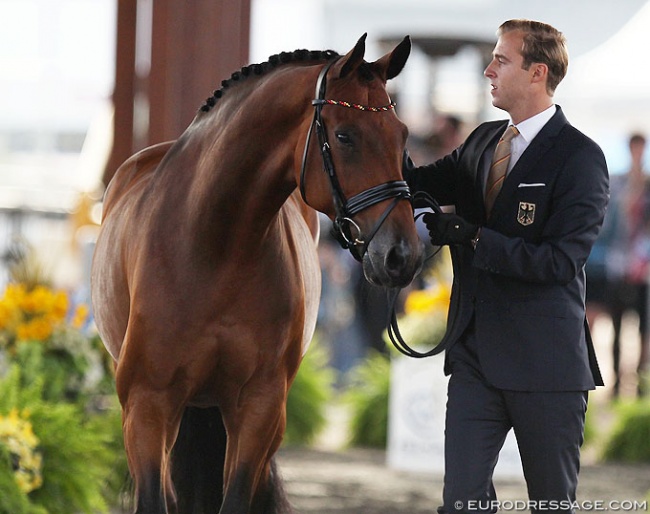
[102,0,251,186]
[103,0,137,186]
[148,0,251,145]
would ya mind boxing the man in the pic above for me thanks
[404,20,609,513]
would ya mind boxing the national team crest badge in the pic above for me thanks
[517,202,535,226]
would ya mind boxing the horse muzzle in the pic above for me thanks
[362,234,424,288]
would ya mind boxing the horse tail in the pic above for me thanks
[171,406,292,513]
[171,406,226,513]
[261,455,293,514]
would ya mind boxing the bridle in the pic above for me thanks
[299,58,412,262]
[300,59,450,359]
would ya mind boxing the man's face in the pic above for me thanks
[484,29,535,115]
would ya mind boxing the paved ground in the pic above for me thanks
[111,446,649,514]
[277,447,650,514]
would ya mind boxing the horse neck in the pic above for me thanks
[182,67,318,252]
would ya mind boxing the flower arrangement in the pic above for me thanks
[0,283,87,352]
[0,365,123,514]
[0,409,43,495]
[0,277,126,514]
[0,283,107,402]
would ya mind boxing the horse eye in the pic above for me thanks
[335,132,353,146]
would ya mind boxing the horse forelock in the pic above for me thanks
[356,62,376,83]
[198,49,340,113]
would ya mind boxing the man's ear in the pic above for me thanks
[531,63,548,84]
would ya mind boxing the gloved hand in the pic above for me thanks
[423,213,478,246]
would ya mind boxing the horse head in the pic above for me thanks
[299,34,424,288]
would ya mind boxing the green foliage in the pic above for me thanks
[602,400,650,463]
[345,351,390,448]
[11,338,93,403]
[285,344,334,445]
[0,366,124,514]
[583,400,597,445]
[88,405,130,505]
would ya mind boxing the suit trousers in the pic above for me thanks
[440,321,588,514]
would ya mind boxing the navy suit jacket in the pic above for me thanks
[407,106,608,391]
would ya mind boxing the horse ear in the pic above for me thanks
[338,33,367,79]
[371,35,411,81]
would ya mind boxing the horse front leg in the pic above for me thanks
[120,384,184,514]
[219,376,292,514]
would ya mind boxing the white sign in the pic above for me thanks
[387,354,523,478]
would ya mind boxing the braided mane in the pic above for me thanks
[199,49,341,113]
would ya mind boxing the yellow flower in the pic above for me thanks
[16,318,53,342]
[0,302,15,330]
[4,284,27,304]
[18,419,39,449]
[0,283,75,345]
[0,409,43,494]
[0,285,23,329]
[51,291,69,320]
[71,303,89,329]
[19,285,48,314]
[404,284,451,316]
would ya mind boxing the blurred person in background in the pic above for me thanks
[592,132,650,397]
[425,114,465,160]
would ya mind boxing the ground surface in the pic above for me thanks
[276,447,650,514]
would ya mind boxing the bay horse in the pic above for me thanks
[91,34,423,514]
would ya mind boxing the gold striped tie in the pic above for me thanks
[485,125,519,216]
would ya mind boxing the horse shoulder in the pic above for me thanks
[102,141,175,219]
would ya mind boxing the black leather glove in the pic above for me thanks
[423,213,478,246]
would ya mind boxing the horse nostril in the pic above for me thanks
[385,242,409,277]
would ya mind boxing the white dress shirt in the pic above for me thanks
[481,105,557,196]
[507,104,557,172]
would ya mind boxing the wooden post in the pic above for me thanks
[102,0,251,186]
[102,0,137,186]
[148,0,251,145]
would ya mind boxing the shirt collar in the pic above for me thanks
[510,105,556,143]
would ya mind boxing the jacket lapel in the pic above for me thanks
[490,107,568,219]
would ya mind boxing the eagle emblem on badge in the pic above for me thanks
[517,202,535,226]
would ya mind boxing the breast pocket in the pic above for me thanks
[513,183,549,233]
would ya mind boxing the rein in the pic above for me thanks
[385,190,453,358]
[300,59,412,261]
